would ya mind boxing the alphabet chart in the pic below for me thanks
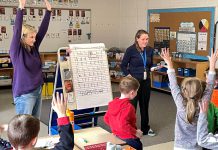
[69,43,112,109]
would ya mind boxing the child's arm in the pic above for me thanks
[104,111,110,126]
[202,50,218,102]
[120,106,137,137]
[197,101,218,149]
[52,92,74,150]
[160,48,183,110]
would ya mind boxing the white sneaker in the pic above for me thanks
[147,129,156,136]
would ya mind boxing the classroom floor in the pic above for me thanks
[0,84,176,149]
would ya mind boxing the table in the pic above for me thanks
[36,127,127,150]
[74,127,125,149]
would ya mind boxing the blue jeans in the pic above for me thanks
[122,138,143,150]
[14,86,42,119]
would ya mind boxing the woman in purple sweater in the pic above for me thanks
[9,0,51,118]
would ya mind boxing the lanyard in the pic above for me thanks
[140,49,146,69]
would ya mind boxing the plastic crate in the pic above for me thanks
[177,68,184,76]
[51,124,81,135]
[184,68,196,77]
[158,67,167,72]
[0,63,12,68]
[153,81,168,88]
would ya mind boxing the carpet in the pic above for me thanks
[40,99,52,125]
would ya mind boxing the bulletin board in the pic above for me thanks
[0,5,91,53]
[147,7,215,59]
[69,43,113,109]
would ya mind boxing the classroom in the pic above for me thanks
[1,0,218,149]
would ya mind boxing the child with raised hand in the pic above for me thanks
[7,92,74,150]
[197,100,218,149]
[104,76,143,150]
[160,48,218,150]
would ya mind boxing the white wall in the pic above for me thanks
[49,0,218,51]
[78,0,120,49]
[119,0,148,50]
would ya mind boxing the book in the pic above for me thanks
[84,142,106,150]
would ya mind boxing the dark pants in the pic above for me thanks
[122,138,143,150]
[132,78,151,134]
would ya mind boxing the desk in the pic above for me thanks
[74,127,125,149]
[36,127,126,150]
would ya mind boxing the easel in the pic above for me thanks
[48,47,105,135]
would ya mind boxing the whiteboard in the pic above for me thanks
[0,6,91,53]
[69,43,112,109]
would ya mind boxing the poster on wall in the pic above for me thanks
[0,7,91,53]
[177,32,197,54]
[199,19,209,32]
[150,13,160,22]
[198,32,207,51]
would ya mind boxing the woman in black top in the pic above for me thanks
[121,29,155,136]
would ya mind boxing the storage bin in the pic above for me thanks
[153,81,168,88]
[0,63,12,68]
[158,67,167,72]
[184,68,196,77]
[177,68,184,76]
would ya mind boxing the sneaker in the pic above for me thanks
[146,129,156,136]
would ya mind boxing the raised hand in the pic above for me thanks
[199,101,209,114]
[44,0,52,11]
[19,0,26,9]
[52,92,67,118]
[160,48,173,69]
[208,49,218,72]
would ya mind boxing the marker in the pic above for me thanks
[79,138,88,143]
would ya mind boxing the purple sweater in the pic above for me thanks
[9,9,51,98]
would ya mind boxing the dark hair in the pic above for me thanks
[7,114,40,149]
[135,29,149,51]
[119,76,140,94]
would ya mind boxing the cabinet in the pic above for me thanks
[0,52,58,86]
[0,54,13,86]
[151,56,209,92]
[107,48,124,83]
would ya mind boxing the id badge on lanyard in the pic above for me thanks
[144,68,147,80]
[140,50,147,80]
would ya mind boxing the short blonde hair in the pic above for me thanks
[22,24,37,37]
[119,76,139,94]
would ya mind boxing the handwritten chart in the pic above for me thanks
[69,43,112,109]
